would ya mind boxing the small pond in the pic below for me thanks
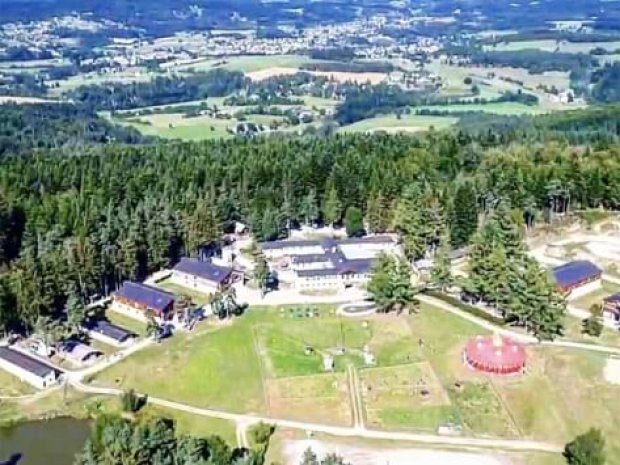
[0,417,90,465]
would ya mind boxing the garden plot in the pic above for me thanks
[266,373,352,426]
[359,363,453,431]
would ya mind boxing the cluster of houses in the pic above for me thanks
[0,257,239,390]
[261,235,400,289]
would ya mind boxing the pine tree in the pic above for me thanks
[449,182,478,248]
[323,186,342,227]
[365,193,388,234]
[344,206,364,237]
[430,236,453,291]
[564,428,606,465]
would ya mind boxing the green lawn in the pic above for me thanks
[0,370,35,397]
[145,406,237,444]
[340,114,458,134]
[92,319,266,414]
[105,308,147,337]
[157,279,213,306]
[571,282,620,310]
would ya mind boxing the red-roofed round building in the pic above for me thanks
[464,334,526,376]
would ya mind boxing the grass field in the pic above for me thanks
[0,370,35,397]
[266,373,352,425]
[415,102,548,116]
[175,55,315,74]
[105,308,147,337]
[88,301,620,462]
[360,363,454,431]
[114,111,288,141]
[340,114,458,134]
[157,279,213,306]
[570,282,620,310]
[485,39,620,54]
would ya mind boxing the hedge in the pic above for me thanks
[422,290,506,326]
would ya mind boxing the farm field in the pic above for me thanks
[426,59,572,96]
[484,39,620,54]
[340,114,458,134]
[48,68,160,95]
[415,102,548,116]
[114,113,234,141]
[174,55,315,74]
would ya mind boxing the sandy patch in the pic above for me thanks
[246,67,388,84]
[283,439,512,465]
[604,357,620,384]
[0,96,56,104]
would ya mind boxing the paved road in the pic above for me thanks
[70,380,562,454]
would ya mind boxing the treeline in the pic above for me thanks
[0,103,147,156]
[468,50,598,73]
[456,105,620,145]
[1,129,620,333]
[591,63,620,104]
[65,69,247,111]
[75,414,267,465]
[482,30,620,46]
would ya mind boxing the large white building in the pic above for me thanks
[261,235,400,289]
[0,346,61,389]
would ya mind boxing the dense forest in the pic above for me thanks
[0,103,147,155]
[0,110,620,334]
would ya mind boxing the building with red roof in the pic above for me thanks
[464,334,526,376]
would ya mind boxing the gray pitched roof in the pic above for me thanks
[0,347,59,378]
[173,258,232,284]
[85,320,136,342]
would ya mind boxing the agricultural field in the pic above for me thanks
[174,55,315,74]
[340,114,458,134]
[48,68,161,95]
[484,39,620,54]
[113,113,236,141]
[414,102,548,116]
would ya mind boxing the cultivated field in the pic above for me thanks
[415,102,548,116]
[340,114,458,134]
[174,55,315,74]
[484,39,620,54]
[246,67,388,85]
